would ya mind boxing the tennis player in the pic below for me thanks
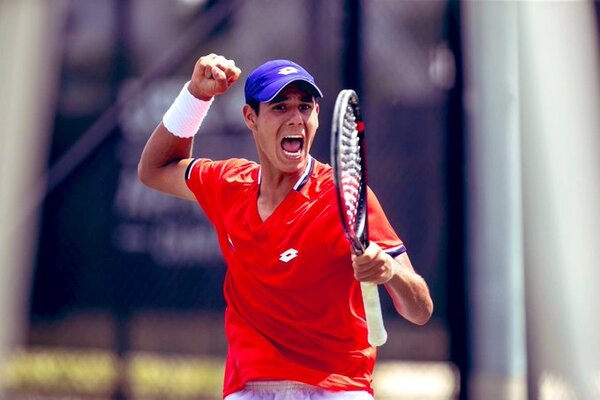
[138,53,433,399]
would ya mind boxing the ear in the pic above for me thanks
[242,104,257,131]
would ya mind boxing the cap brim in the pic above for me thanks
[254,77,323,103]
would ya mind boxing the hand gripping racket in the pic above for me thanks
[331,89,388,347]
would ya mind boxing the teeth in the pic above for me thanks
[281,135,304,157]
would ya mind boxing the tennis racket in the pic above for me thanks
[331,89,388,347]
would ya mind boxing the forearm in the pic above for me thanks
[137,81,203,194]
[384,253,433,325]
[138,54,239,187]
[139,79,210,175]
[138,55,240,197]
[352,244,434,325]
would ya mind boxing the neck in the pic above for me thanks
[256,158,310,221]
[258,169,299,208]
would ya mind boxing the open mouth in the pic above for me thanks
[280,135,304,157]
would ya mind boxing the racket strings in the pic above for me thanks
[338,105,364,234]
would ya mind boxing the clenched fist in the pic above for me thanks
[188,54,241,100]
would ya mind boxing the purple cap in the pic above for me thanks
[244,59,323,103]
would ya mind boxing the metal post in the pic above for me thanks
[342,0,362,95]
[462,2,528,398]
[444,2,470,399]
[519,2,600,398]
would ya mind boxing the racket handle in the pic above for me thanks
[360,282,388,346]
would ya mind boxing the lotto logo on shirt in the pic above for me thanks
[279,248,298,262]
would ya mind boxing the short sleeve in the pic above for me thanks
[367,187,407,257]
[185,158,256,224]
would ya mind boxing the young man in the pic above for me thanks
[138,53,433,399]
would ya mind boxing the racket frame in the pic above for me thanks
[331,89,388,347]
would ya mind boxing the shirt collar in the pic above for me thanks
[256,155,315,192]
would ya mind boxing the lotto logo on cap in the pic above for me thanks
[244,59,323,103]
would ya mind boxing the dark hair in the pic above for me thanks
[247,97,260,115]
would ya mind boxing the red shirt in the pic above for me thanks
[185,156,405,397]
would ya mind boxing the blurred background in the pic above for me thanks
[0,0,599,399]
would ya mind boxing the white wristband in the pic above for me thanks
[162,81,213,138]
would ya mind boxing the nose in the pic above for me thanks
[287,107,303,125]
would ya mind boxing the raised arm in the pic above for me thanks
[352,243,433,325]
[137,54,241,199]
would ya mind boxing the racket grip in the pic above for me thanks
[360,282,388,346]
